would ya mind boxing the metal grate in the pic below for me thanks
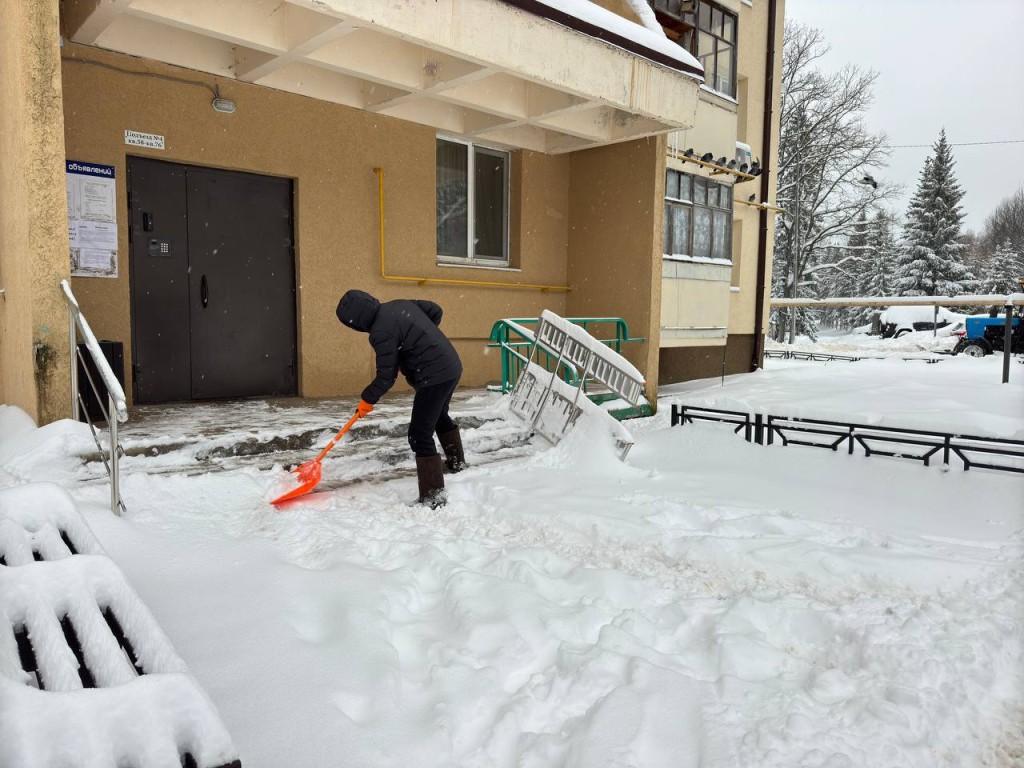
[0,486,241,768]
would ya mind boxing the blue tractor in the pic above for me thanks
[952,309,1023,357]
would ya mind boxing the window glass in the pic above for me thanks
[692,208,712,258]
[663,203,671,253]
[474,147,507,260]
[716,45,734,95]
[699,30,716,58]
[693,177,707,206]
[437,139,509,263]
[666,170,680,200]
[663,173,733,262]
[678,173,692,201]
[436,140,468,258]
[723,13,735,42]
[698,3,711,29]
[678,2,737,97]
[670,205,691,256]
[712,210,730,259]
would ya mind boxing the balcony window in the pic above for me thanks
[664,169,733,260]
[650,0,737,98]
[436,138,510,265]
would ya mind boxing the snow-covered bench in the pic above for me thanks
[0,483,241,768]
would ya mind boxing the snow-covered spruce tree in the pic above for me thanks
[862,210,898,300]
[894,131,974,296]
[979,239,1024,295]
[772,23,894,342]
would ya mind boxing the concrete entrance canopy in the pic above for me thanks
[63,0,702,154]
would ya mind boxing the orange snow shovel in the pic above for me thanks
[271,412,363,504]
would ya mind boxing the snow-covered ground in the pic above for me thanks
[1,354,1022,767]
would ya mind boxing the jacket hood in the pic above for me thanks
[336,290,380,333]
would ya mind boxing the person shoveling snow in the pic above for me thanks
[335,290,465,508]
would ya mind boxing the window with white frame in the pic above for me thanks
[650,0,737,98]
[436,138,510,265]
[664,169,733,260]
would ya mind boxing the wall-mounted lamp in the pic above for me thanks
[212,88,236,114]
[212,96,236,114]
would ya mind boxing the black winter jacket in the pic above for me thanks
[336,290,463,404]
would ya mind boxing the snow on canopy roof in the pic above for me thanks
[506,0,704,78]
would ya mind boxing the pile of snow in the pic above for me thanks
[878,305,965,330]
[1,358,1022,767]
[768,328,959,356]
[529,0,702,75]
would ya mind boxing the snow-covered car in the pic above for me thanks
[878,306,964,338]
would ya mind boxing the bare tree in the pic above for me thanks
[979,187,1024,255]
[772,23,898,342]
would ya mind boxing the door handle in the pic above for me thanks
[201,275,209,308]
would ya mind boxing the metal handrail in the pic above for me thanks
[488,316,645,394]
[60,279,127,515]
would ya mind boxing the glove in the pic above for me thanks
[355,399,374,417]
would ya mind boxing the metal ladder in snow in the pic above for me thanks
[506,310,647,458]
[488,316,650,419]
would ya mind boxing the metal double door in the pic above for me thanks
[128,157,297,403]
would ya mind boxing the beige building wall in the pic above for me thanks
[60,44,574,404]
[0,0,72,425]
[3,1,776,417]
[729,0,784,339]
[567,137,665,405]
[659,0,784,383]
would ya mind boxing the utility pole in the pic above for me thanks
[1003,298,1013,384]
[788,161,801,344]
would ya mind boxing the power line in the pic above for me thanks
[889,139,1024,149]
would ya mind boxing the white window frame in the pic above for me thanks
[436,136,510,267]
[663,169,733,262]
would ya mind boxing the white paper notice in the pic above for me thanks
[75,220,118,250]
[79,249,115,271]
[67,160,118,278]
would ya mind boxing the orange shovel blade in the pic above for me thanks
[270,412,362,505]
[270,459,324,504]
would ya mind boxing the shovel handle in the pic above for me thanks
[313,412,362,463]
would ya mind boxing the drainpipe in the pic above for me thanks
[752,0,779,370]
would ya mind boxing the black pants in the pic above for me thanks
[408,376,460,457]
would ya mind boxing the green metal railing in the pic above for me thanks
[488,316,646,397]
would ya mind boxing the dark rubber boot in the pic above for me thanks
[437,427,467,473]
[415,455,446,508]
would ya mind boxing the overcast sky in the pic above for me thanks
[782,0,1024,234]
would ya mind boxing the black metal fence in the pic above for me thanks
[764,350,945,363]
[670,404,1024,474]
